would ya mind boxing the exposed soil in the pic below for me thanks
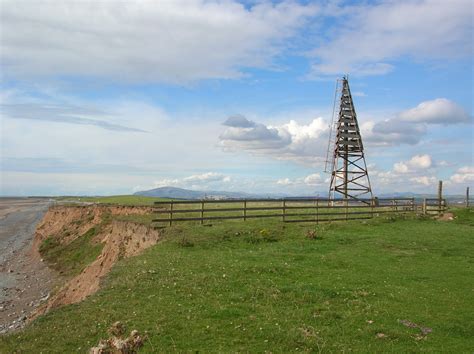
[0,201,160,333]
[436,212,455,221]
[34,204,155,246]
[34,220,160,316]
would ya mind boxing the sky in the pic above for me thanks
[0,0,473,196]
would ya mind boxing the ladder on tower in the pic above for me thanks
[324,79,342,174]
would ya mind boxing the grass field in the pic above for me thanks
[1,209,473,352]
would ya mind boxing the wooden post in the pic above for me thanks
[243,200,247,221]
[371,197,375,218]
[169,201,174,226]
[467,187,470,208]
[282,200,286,222]
[345,198,348,221]
[423,198,427,215]
[438,180,443,215]
[316,199,319,224]
[200,201,204,225]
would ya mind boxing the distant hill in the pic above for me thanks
[134,186,286,200]
[134,186,469,203]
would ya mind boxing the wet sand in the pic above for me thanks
[0,198,59,334]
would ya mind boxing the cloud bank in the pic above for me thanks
[363,98,471,146]
[310,0,473,77]
[1,0,317,84]
[220,115,329,165]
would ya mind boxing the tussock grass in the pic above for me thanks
[2,209,473,352]
[39,227,103,276]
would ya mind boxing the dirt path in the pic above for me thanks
[0,198,60,334]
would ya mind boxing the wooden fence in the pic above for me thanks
[422,198,447,215]
[152,197,424,226]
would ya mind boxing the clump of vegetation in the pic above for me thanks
[244,228,279,243]
[89,321,146,354]
[305,229,321,240]
[39,227,103,276]
[178,235,194,248]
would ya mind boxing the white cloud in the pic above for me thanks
[276,173,323,186]
[150,178,181,189]
[1,0,317,84]
[408,154,432,169]
[393,162,409,174]
[1,103,147,132]
[410,176,437,186]
[183,172,231,183]
[303,173,323,186]
[449,166,474,184]
[399,98,471,124]
[365,119,426,146]
[393,154,432,174]
[309,0,473,77]
[220,115,329,165]
[362,98,470,146]
[276,178,292,186]
[153,172,231,189]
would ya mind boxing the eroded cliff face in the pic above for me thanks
[34,205,155,246]
[31,205,160,318]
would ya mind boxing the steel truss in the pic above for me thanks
[328,76,373,202]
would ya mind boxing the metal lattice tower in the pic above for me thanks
[327,76,373,202]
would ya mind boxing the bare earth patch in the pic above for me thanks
[31,205,160,318]
[436,212,454,221]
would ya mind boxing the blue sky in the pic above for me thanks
[0,0,472,196]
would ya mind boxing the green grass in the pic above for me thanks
[57,195,168,206]
[2,209,474,352]
[39,227,103,276]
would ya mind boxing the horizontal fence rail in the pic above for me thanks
[152,197,424,226]
[423,198,447,215]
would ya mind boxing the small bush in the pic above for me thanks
[305,230,321,240]
[244,229,279,244]
[178,235,194,248]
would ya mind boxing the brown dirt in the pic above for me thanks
[30,205,160,319]
[436,212,454,221]
[34,205,155,246]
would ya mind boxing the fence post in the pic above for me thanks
[438,180,443,215]
[371,197,375,218]
[169,201,174,226]
[282,200,286,222]
[467,187,470,208]
[243,200,247,221]
[423,198,427,215]
[411,197,415,213]
[316,199,319,224]
[345,198,348,221]
[200,201,204,225]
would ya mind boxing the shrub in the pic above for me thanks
[306,230,321,240]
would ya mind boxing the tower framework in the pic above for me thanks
[326,77,373,202]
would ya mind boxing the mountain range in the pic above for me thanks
[134,186,288,200]
[134,186,468,203]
